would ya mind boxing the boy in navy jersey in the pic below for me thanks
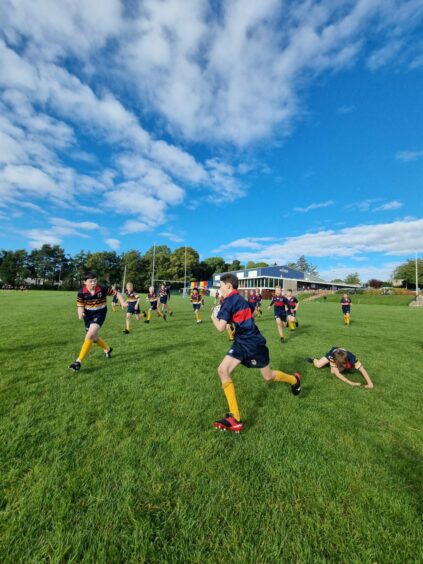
[122,282,141,334]
[190,287,203,323]
[341,293,352,325]
[255,288,263,316]
[285,289,299,330]
[268,286,288,342]
[211,274,302,432]
[144,287,164,323]
[305,347,373,388]
[69,272,125,371]
[159,283,174,318]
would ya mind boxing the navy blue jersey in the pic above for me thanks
[325,347,362,371]
[270,294,288,316]
[217,290,266,352]
[341,297,351,312]
[286,296,298,313]
[77,285,114,312]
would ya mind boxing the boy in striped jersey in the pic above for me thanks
[69,272,125,371]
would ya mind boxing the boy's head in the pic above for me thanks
[83,272,97,290]
[275,286,281,296]
[286,289,292,297]
[192,287,199,294]
[333,349,348,372]
[148,286,154,294]
[220,274,238,297]
[343,293,349,299]
[126,282,133,292]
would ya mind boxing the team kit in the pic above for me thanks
[70,273,373,433]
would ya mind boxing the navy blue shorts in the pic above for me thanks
[160,296,168,304]
[287,310,296,317]
[227,341,270,369]
[149,302,158,311]
[275,312,287,321]
[342,307,350,314]
[193,303,201,311]
[84,309,107,331]
[127,302,139,314]
[112,295,118,304]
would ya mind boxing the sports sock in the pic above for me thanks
[273,370,296,385]
[147,310,151,321]
[289,320,296,330]
[223,380,241,421]
[96,338,108,351]
[78,338,93,362]
[195,311,200,321]
[126,318,131,331]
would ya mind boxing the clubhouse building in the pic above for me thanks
[213,265,360,298]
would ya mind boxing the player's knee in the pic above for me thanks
[217,365,228,381]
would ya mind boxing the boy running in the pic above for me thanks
[255,288,263,317]
[286,289,299,330]
[268,286,288,342]
[211,274,302,433]
[190,288,203,323]
[144,287,164,323]
[123,282,142,334]
[159,283,174,317]
[305,347,373,388]
[69,272,125,372]
[341,293,352,325]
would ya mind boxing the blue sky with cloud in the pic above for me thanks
[0,0,422,282]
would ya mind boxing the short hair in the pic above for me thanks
[287,288,292,292]
[83,271,97,280]
[220,273,239,289]
[333,349,348,372]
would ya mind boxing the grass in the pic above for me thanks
[313,293,415,306]
[0,291,422,562]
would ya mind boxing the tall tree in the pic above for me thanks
[121,250,145,290]
[203,257,226,274]
[344,272,361,285]
[86,252,122,284]
[295,255,319,275]
[0,250,30,285]
[28,244,66,286]
[167,247,200,282]
[246,261,269,268]
[393,259,423,288]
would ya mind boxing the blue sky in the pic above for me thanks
[1,0,423,282]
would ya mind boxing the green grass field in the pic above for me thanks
[1,291,422,562]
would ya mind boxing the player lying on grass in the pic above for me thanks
[69,272,125,372]
[341,293,351,325]
[211,273,302,433]
[268,286,288,342]
[122,282,142,334]
[305,347,374,388]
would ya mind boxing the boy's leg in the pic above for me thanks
[313,357,329,368]
[216,355,242,422]
[73,324,100,365]
[346,313,350,325]
[195,308,201,323]
[289,315,296,331]
[276,318,284,339]
[261,365,302,394]
[125,313,131,332]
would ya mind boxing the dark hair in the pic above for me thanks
[220,273,239,289]
[333,349,348,372]
[83,271,97,280]
[287,288,292,292]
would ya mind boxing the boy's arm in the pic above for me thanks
[330,366,361,386]
[77,305,85,320]
[211,314,227,332]
[114,290,126,308]
[313,357,330,368]
[358,366,374,389]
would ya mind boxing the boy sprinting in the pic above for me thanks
[191,287,203,323]
[211,274,302,433]
[111,287,121,312]
[69,272,125,372]
[305,347,374,388]
[268,286,288,342]
[285,289,299,330]
[144,287,164,323]
[341,293,352,325]
[123,282,142,334]
[159,283,173,317]
[255,288,263,317]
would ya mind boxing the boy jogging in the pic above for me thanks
[211,274,302,432]
[69,272,125,372]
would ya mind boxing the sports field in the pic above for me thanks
[0,291,422,562]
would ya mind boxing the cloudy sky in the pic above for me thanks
[1,0,422,281]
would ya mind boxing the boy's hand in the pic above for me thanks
[78,312,85,320]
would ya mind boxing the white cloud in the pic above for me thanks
[320,263,400,283]
[395,149,423,162]
[294,200,334,213]
[120,220,153,235]
[214,237,276,253]
[23,216,101,248]
[367,40,403,71]
[374,200,403,211]
[336,105,357,115]
[106,238,120,251]
[218,219,423,264]
[160,232,184,243]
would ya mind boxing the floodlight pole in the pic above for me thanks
[416,252,419,297]
[183,246,187,298]
[151,243,156,288]
[122,264,127,291]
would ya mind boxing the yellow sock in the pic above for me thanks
[96,338,108,351]
[273,370,296,385]
[78,339,93,362]
[147,310,151,321]
[290,321,296,330]
[347,316,350,325]
[126,319,131,331]
[223,380,241,421]
[195,311,200,321]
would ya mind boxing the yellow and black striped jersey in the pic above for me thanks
[77,285,115,311]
